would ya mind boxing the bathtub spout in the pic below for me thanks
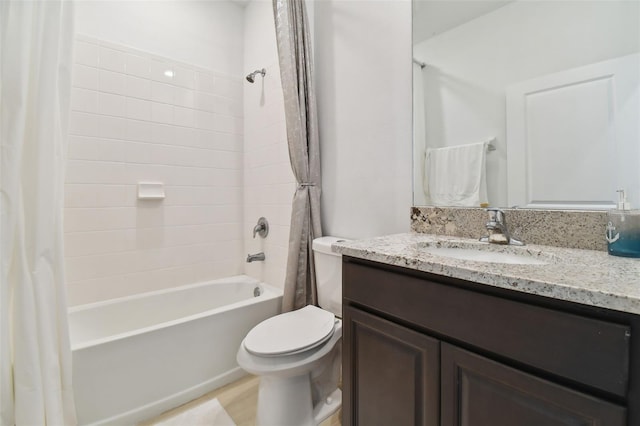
[247,252,265,262]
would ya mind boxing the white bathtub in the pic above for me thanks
[69,275,282,425]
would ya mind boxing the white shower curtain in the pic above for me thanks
[0,1,77,425]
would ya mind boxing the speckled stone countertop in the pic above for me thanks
[333,233,640,315]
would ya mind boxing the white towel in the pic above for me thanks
[424,141,488,207]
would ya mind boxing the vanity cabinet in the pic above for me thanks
[342,256,638,426]
[343,306,440,426]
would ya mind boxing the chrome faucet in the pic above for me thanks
[252,217,269,239]
[479,208,524,245]
[246,252,265,262]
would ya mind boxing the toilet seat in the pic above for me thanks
[244,305,336,357]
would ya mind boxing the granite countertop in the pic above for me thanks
[332,233,640,315]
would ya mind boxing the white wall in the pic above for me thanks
[413,0,640,207]
[66,3,245,305]
[313,0,413,240]
[243,0,294,289]
[74,0,245,75]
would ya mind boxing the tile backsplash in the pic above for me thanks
[65,35,244,305]
[411,207,608,251]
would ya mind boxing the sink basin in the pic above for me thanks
[418,241,553,265]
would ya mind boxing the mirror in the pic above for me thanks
[412,0,640,209]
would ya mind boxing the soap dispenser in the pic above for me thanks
[606,190,640,258]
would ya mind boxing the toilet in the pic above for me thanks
[236,236,346,426]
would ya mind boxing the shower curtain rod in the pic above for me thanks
[413,58,426,68]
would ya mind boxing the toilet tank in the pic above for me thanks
[313,236,348,317]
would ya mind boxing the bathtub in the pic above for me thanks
[69,275,282,426]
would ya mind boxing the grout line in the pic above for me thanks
[68,133,243,154]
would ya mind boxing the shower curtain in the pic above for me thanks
[272,0,323,312]
[0,1,77,424]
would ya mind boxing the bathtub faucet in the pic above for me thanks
[246,252,265,262]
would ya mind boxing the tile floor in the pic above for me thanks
[139,375,341,426]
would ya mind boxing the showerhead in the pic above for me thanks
[246,68,266,83]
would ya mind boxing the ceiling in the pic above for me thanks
[413,0,513,45]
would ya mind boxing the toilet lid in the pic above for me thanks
[244,305,336,357]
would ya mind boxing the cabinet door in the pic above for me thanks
[441,343,626,426]
[343,306,439,426]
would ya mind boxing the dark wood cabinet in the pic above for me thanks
[342,256,638,426]
[441,343,625,426]
[343,306,440,426]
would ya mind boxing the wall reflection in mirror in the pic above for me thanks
[413,0,640,210]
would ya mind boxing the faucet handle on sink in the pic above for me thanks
[480,208,524,246]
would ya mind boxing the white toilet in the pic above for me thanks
[237,236,346,426]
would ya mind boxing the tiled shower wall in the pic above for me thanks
[243,1,295,289]
[65,35,244,305]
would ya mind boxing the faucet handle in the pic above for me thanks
[486,207,505,223]
[252,217,269,239]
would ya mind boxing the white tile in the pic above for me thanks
[151,102,172,124]
[213,114,243,134]
[64,184,132,208]
[173,107,195,128]
[68,136,124,162]
[126,98,152,121]
[195,71,215,93]
[99,115,127,140]
[71,88,98,113]
[195,110,214,130]
[173,65,195,89]
[174,87,195,108]
[99,46,126,73]
[73,64,98,90]
[151,124,175,145]
[65,160,127,184]
[133,227,166,250]
[126,119,153,142]
[98,69,126,95]
[69,112,100,137]
[211,150,242,170]
[196,130,239,151]
[213,96,242,117]
[126,141,159,164]
[173,127,198,148]
[125,53,151,79]
[151,59,174,83]
[213,76,242,100]
[67,136,96,160]
[64,207,136,232]
[124,163,167,183]
[74,40,99,67]
[147,145,172,165]
[207,168,242,187]
[64,229,135,257]
[133,204,166,229]
[195,92,215,112]
[66,250,134,281]
[162,166,210,186]
[125,75,151,100]
[151,81,174,104]
[98,92,126,117]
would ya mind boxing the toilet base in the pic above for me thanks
[256,374,341,426]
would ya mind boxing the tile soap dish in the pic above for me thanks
[137,182,165,200]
